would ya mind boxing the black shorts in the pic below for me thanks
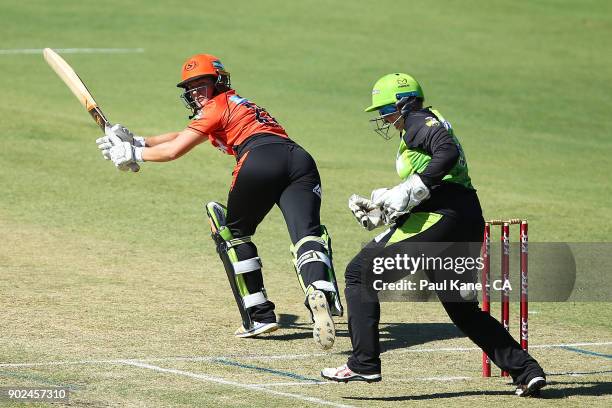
[226,134,322,242]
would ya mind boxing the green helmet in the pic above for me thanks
[365,73,424,112]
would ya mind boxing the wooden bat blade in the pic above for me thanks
[43,48,108,130]
[43,48,140,172]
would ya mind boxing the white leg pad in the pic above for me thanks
[233,257,262,275]
[310,280,337,293]
[243,291,267,308]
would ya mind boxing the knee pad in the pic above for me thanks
[290,225,344,316]
[205,201,269,329]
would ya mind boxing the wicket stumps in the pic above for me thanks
[481,219,528,377]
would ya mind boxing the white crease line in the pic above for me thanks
[251,370,612,386]
[548,370,612,377]
[0,359,130,368]
[386,341,612,355]
[2,341,611,368]
[249,381,332,387]
[389,376,471,382]
[158,353,328,362]
[0,354,327,368]
[240,353,328,360]
[387,346,481,354]
[119,360,355,408]
[531,341,612,348]
[0,48,145,55]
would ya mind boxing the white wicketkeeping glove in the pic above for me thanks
[370,187,389,203]
[348,194,386,231]
[96,124,145,172]
[372,174,431,223]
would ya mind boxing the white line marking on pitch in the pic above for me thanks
[548,370,612,377]
[119,360,355,408]
[532,342,612,349]
[252,371,612,387]
[249,381,332,387]
[386,341,612,355]
[0,359,131,368]
[0,48,145,55]
[1,341,611,368]
[152,353,329,362]
[241,353,328,360]
[389,376,471,382]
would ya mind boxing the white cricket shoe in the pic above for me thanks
[234,321,279,338]
[321,364,382,383]
[515,376,546,397]
[307,290,335,350]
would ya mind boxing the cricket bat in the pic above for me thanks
[43,48,139,172]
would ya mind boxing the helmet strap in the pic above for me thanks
[213,71,231,94]
[396,96,423,119]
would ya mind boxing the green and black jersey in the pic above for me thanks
[398,108,482,220]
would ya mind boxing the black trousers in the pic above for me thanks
[345,213,545,385]
[225,141,328,323]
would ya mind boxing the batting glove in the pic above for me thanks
[96,123,145,151]
[106,133,144,172]
[96,124,144,172]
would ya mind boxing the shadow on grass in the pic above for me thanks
[344,381,612,401]
[345,390,508,401]
[540,380,612,399]
[380,322,464,352]
[264,314,463,354]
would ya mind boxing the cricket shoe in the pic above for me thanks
[321,364,382,383]
[234,321,279,338]
[515,376,546,397]
[307,289,335,350]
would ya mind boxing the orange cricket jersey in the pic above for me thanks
[187,90,288,156]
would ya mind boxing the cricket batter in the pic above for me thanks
[96,54,343,348]
[321,73,546,396]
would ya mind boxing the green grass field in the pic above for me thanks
[1,0,611,406]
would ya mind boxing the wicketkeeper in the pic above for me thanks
[321,73,546,396]
[96,54,343,349]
